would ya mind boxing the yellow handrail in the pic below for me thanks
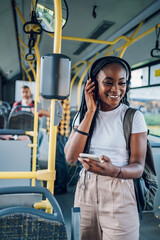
[19,35,28,49]
[0,172,37,179]
[70,63,86,100]
[31,34,41,186]
[72,60,89,70]
[105,22,159,57]
[118,21,144,58]
[46,0,62,197]
[15,4,26,25]
[21,62,32,82]
[48,33,130,45]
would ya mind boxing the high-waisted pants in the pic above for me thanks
[74,171,139,240]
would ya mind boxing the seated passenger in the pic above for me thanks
[12,85,50,117]
[13,85,34,112]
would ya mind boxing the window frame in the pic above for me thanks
[130,60,160,138]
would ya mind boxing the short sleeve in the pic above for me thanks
[132,110,147,133]
[73,112,80,126]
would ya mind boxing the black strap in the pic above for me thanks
[123,108,137,150]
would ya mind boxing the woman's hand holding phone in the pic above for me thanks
[85,78,97,113]
[78,153,118,177]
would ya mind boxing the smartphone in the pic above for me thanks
[79,153,101,162]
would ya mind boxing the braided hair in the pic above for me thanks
[74,56,132,153]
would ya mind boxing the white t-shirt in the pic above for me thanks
[74,104,147,167]
[21,99,32,112]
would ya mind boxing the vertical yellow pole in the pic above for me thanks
[119,44,129,58]
[31,35,41,186]
[70,64,85,101]
[47,0,62,195]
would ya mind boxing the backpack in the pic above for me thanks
[123,108,158,215]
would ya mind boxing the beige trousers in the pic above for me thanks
[74,170,139,240]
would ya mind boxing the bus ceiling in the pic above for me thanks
[0,0,159,81]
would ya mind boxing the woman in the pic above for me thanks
[64,56,147,240]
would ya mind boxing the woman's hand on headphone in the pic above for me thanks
[85,78,97,113]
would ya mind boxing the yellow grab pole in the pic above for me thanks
[70,63,86,100]
[0,172,37,179]
[105,23,160,57]
[46,0,62,196]
[119,21,144,58]
[34,200,52,209]
[48,33,130,45]
[71,60,89,70]
[31,35,41,186]
[130,21,144,39]
[77,52,99,110]
[119,44,129,58]
[21,62,32,82]
[19,35,28,49]
[104,44,115,56]
[130,24,160,44]
[15,4,26,25]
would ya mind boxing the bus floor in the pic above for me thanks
[55,186,160,240]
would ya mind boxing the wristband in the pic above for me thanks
[116,167,122,178]
[73,128,89,136]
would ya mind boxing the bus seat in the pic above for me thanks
[0,107,8,129]
[1,101,11,113]
[0,113,5,129]
[0,186,80,240]
[0,193,41,210]
[8,111,34,131]
[0,140,31,188]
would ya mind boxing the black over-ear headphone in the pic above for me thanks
[89,56,131,94]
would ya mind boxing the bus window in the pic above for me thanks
[130,67,149,88]
[150,63,160,85]
[130,87,160,136]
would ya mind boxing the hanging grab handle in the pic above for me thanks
[150,25,160,58]
[23,11,42,34]
[25,48,35,61]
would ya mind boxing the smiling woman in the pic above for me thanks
[64,56,148,240]
[96,63,127,111]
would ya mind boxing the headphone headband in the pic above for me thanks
[90,56,131,82]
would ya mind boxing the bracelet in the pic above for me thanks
[116,167,122,178]
[73,128,89,136]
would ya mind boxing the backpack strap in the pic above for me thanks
[123,108,137,150]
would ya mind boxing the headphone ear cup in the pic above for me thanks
[91,78,98,99]
[126,81,129,93]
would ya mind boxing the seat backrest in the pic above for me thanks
[0,210,67,239]
[0,114,5,129]
[0,186,68,240]
[8,111,34,131]
[0,107,8,129]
